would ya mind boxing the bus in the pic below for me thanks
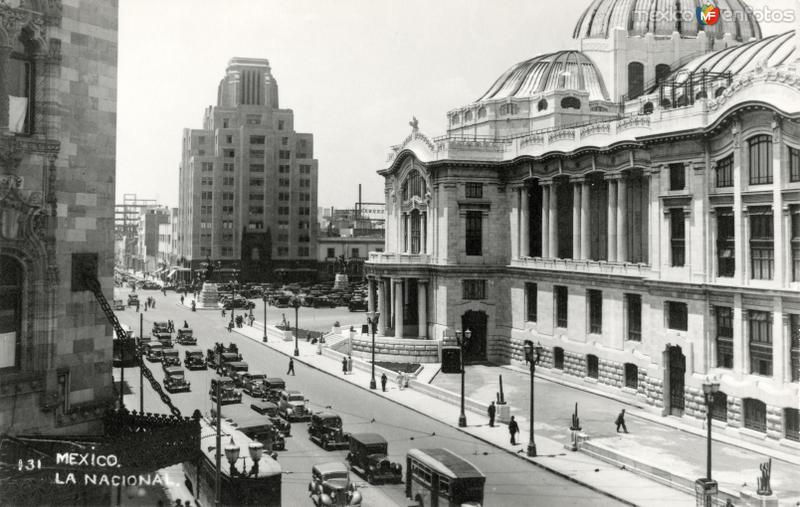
[183,417,282,506]
[112,323,137,367]
[406,448,485,507]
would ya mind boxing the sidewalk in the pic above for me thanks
[431,364,800,506]
[226,321,693,507]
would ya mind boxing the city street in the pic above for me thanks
[113,287,624,506]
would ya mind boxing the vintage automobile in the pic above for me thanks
[308,412,349,451]
[345,433,402,484]
[154,331,173,349]
[152,321,170,334]
[183,348,206,370]
[209,377,242,405]
[161,348,180,367]
[347,297,367,312]
[277,390,310,422]
[261,378,286,403]
[176,327,196,345]
[250,401,291,437]
[308,462,362,507]
[144,341,163,362]
[162,365,191,393]
[212,405,286,452]
[113,299,125,311]
[241,373,267,396]
[127,293,139,306]
[206,344,242,369]
[221,360,249,381]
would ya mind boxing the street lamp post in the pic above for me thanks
[291,297,301,356]
[455,329,471,428]
[523,341,542,457]
[230,278,237,328]
[262,295,268,342]
[366,311,381,389]
[696,374,720,506]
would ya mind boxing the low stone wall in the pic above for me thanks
[338,334,440,364]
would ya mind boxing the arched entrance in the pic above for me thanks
[461,310,487,362]
[664,345,686,416]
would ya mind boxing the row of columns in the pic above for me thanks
[401,211,428,255]
[368,277,428,339]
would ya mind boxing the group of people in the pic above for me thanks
[225,311,255,332]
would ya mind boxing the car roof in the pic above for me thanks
[147,341,162,346]
[251,401,277,409]
[265,377,285,383]
[227,361,248,367]
[164,366,184,373]
[179,327,193,332]
[350,433,387,446]
[245,372,265,377]
[407,448,485,480]
[314,411,341,420]
[163,348,178,353]
[215,376,233,382]
[185,348,202,353]
[313,462,349,475]
[221,352,239,357]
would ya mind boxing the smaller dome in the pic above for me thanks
[477,50,610,102]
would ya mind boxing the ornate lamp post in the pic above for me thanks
[262,295,268,342]
[523,340,542,457]
[291,297,301,356]
[366,311,381,389]
[225,440,264,477]
[696,374,720,506]
[455,329,471,428]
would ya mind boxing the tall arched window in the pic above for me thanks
[628,62,644,99]
[743,398,767,432]
[0,256,23,369]
[410,210,421,254]
[624,363,638,389]
[560,97,581,109]
[402,171,426,201]
[655,64,671,85]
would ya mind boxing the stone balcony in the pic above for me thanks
[368,252,431,264]
[510,257,652,277]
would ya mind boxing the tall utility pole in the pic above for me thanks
[215,381,222,507]
[139,312,144,413]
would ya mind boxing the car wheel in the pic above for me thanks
[367,472,375,484]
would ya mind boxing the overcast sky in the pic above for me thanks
[116,0,796,210]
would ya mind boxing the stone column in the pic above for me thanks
[649,167,663,273]
[541,182,550,257]
[772,298,785,386]
[520,186,530,257]
[367,277,375,313]
[607,177,618,262]
[548,181,558,258]
[581,179,590,260]
[710,209,718,279]
[572,180,581,260]
[510,187,520,259]
[732,293,744,375]
[0,46,12,132]
[377,279,386,335]
[404,214,411,253]
[773,118,785,285]
[782,314,792,384]
[743,208,750,283]
[417,280,427,339]
[617,175,627,263]
[783,206,792,287]
[394,278,404,339]
[732,121,745,284]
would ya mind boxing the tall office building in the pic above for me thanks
[177,57,319,281]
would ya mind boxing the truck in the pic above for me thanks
[345,433,402,484]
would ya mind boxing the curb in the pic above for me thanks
[233,327,638,507]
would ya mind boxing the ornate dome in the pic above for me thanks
[573,0,762,41]
[672,30,794,77]
[476,50,610,102]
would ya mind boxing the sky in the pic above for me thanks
[116,0,797,210]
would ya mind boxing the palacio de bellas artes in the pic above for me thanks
[2,0,800,505]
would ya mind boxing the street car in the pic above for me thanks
[144,341,163,362]
[345,433,402,484]
[162,366,191,393]
[176,327,196,345]
[277,390,310,422]
[308,462,362,507]
[161,348,180,367]
[250,401,291,437]
[308,412,349,451]
[183,348,206,370]
[209,377,242,405]
[261,378,286,403]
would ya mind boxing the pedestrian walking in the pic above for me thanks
[615,409,628,433]
[488,401,496,427]
[227,320,233,333]
[183,320,188,328]
[135,302,140,313]
[222,308,226,318]
[342,357,348,375]
[347,356,352,374]
[287,358,295,376]
[380,373,387,392]
[191,301,196,312]
[509,416,519,445]
[152,299,156,309]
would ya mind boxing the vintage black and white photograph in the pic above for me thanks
[1,0,799,505]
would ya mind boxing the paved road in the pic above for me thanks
[114,287,624,507]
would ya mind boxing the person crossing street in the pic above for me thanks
[381,373,387,392]
[287,357,295,376]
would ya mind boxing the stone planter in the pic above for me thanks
[496,403,511,424]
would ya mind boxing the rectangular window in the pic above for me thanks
[249,164,264,173]
[222,220,234,229]
[246,114,261,125]
[351,248,360,258]
[278,192,290,201]
[465,182,483,198]
[717,208,735,277]
[8,55,32,134]
[750,208,774,280]
[200,205,212,215]
[626,294,642,342]
[790,314,799,382]
[465,211,482,256]
[716,155,733,187]
[249,206,264,215]
[250,135,265,145]
[278,120,284,130]
[279,150,291,160]
[222,118,229,128]
[669,163,685,191]
[249,149,264,159]
[786,408,800,442]
[298,247,310,257]
[222,176,234,186]
[299,165,311,174]
[670,209,685,267]
[555,285,568,328]
[300,179,311,188]
[201,191,213,201]
[225,134,233,144]
[278,207,290,215]
[790,146,800,182]
[279,178,290,187]
[277,233,289,242]
[792,207,800,282]
[667,301,688,331]
[462,280,486,300]
[587,355,599,379]
[222,233,233,242]
[249,178,264,187]
[201,162,214,172]
[587,289,602,334]
[299,207,310,216]
[748,135,773,185]
[201,177,213,186]
[299,193,311,201]
[326,248,335,258]
[222,205,233,214]
[279,165,290,174]
[223,163,234,172]
[716,306,734,368]
[249,193,264,201]
[248,221,264,230]
[749,310,772,376]
[281,137,288,146]
[222,192,234,201]
[223,149,235,158]
[222,246,233,256]
[198,136,205,144]
[277,246,288,256]
[525,283,537,322]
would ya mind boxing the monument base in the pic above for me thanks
[496,403,511,424]
[333,274,349,290]
[195,282,221,309]
[738,491,778,507]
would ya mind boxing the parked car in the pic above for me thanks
[250,401,291,437]
[277,390,310,422]
[345,433,402,484]
[144,341,163,362]
[113,299,125,311]
[308,462,362,507]
[209,377,242,405]
[152,321,170,334]
[308,412,349,451]
[176,328,196,345]
[273,295,291,308]
[240,373,267,394]
[183,348,206,370]
[161,348,180,367]
[313,296,337,308]
[262,378,286,403]
[162,366,191,393]
[348,297,367,312]
[127,294,139,306]
[221,361,249,382]
[207,346,242,370]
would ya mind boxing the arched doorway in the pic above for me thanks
[664,345,686,416]
[461,310,487,362]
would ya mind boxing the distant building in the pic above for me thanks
[114,193,157,270]
[317,236,384,280]
[176,57,319,281]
